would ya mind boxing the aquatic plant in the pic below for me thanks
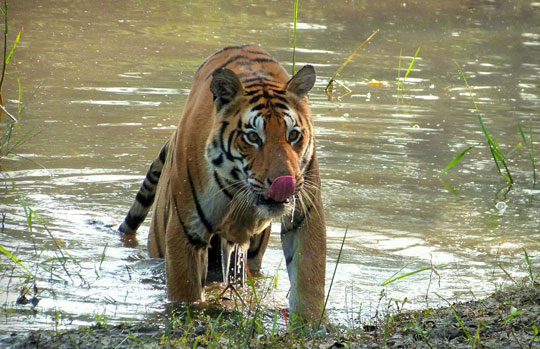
[396,46,420,105]
[440,62,521,185]
[0,0,23,166]
[325,29,379,101]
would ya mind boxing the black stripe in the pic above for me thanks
[245,90,260,96]
[251,57,277,64]
[285,253,293,266]
[247,228,268,259]
[251,104,265,111]
[249,94,263,104]
[142,180,153,192]
[214,171,233,200]
[244,82,281,90]
[171,191,209,248]
[242,76,275,84]
[146,173,159,186]
[272,94,289,104]
[187,165,214,235]
[206,55,250,80]
[274,103,289,110]
[219,121,234,161]
[245,49,272,57]
[136,191,155,207]
[124,212,145,230]
[159,142,168,162]
[230,168,240,180]
[197,45,251,73]
[226,130,237,159]
[212,153,224,167]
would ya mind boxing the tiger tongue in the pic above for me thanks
[267,176,296,203]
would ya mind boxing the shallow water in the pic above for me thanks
[1,0,540,333]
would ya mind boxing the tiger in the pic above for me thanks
[118,45,326,322]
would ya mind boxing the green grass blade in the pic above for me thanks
[477,114,513,184]
[440,144,478,175]
[318,225,348,330]
[403,46,420,80]
[455,61,478,110]
[501,309,527,326]
[381,266,432,286]
[0,243,30,272]
[397,46,420,105]
[5,27,21,65]
[291,0,299,75]
[523,248,535,285]
[99,242,108,271]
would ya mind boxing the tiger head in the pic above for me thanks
[207,65,317,219]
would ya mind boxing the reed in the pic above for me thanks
[291,0,299,75]
[325,29,379,100]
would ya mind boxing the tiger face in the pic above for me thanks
[207,65,316,219]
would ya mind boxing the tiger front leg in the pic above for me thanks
[280,196,327,324]
[164,221,209,302]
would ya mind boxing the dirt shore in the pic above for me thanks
[2,284,538,348]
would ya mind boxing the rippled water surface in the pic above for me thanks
[1,0,540,333]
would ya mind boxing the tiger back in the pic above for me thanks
[119,45,327,322]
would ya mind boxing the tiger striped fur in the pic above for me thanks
[118,45,326,322]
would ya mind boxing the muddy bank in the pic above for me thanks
[2,284,538,348]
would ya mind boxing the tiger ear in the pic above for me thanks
[286,65,316,98]
[210,68,243,111]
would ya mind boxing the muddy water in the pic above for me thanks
[1,0,540,332]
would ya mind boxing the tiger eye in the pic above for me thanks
[288,129,301,143]
[246,132,260,144]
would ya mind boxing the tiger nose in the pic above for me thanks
[266,176,296,202]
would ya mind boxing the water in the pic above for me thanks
[1,0,539,333]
